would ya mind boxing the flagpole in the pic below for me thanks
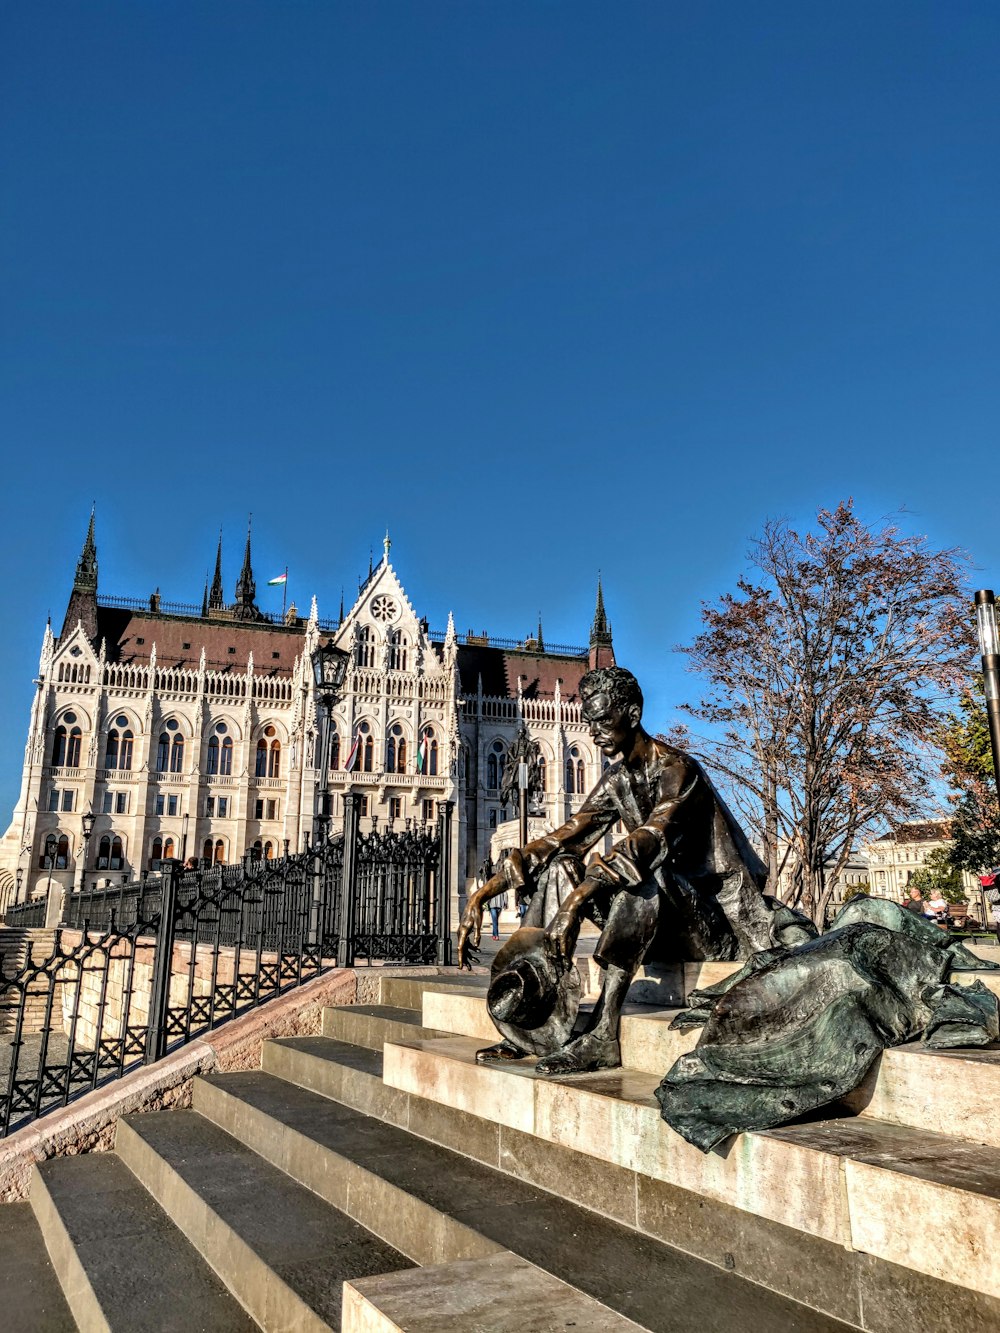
[282,566,287,621]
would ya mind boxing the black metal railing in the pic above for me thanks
[0,796,452,1136]
[3,899,48,929]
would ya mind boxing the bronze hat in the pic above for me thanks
[486,927,583,1057]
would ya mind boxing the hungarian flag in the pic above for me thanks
[267,572,287,586]
[344,734,361,772]
[416,735,426,773]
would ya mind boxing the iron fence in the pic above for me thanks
[0,796,452,1136]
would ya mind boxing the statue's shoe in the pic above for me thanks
[475,1040,527,1064]
[535,1035,621,1076]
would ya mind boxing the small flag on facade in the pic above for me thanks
[345,734,361,772]
[416,734,426,773]
[267,573,287,586]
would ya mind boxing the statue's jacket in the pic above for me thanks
[513,740,799,965]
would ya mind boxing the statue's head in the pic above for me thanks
[579,667,643,757]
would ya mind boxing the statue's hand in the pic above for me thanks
[544,904,581,973]
[457,898,484,971]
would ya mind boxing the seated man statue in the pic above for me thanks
[458,666,807,1075]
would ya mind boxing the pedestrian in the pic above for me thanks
[488,891,508,940]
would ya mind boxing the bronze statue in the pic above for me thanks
[499,722,543,811]
[458,666,806,1074]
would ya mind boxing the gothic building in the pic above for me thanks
[0,519,616,910]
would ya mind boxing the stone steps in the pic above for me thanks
[193,1060,856,1331]
[30,1153,260,1331]
[0,1202,75,1333]
[421,987,1000,1149]
[114,1109,412,1331]
[257,1000,1000,1330]
[9,968,1000,1331]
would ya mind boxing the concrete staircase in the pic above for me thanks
[5,965,1000,1330]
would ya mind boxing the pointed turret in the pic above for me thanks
[588,575,615,670]
[232,517,263,621]
[208,532,225,612]
[383,530,392,563]
[537,612,545,653]
[60,510,99,642]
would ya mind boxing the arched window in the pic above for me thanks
[101,836,123,870]
[105,730,120,770]
[363,728,374,772]
[202,838,213,863]
[52,726,67,766]
[150,837,163,869]
[538,755,547,792]
[162,837,174,860]
[330,732,340,771]
[214,839,225,865]
[486,740,504,790]
[170,734,184,773]
[387,630,408,672]
[206,736,219,775]
[66,728,81,767]
[387,724,407,774]
[120,730,133,770]
[156,734,170,772]
[257,725,280,777]
[252,840,263,859]
[565,756,575,794]
[220,736,233,775]
[356,626,375,668]
[576,756,586,793]
[264,840,274,860]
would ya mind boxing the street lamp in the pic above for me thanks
[78,806,96,893]
[975,590,1000,803]
[311,641,349,843]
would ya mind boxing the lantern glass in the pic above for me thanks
[312,643,348,691]
[976,595,999,658]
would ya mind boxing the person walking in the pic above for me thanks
[488,890,508,941]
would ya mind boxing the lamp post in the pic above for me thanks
[975,590,1000,803]
[77,806,96,893]
[311,640,349,844]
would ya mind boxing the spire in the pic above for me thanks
[338,588,345,625]
[537,612,545,653]
[588,574,615,669]
[208,531,225,612]
[60,509,99,641]
[368,547,374,578]
[232,516,263,621]
[383,529,391,562]
[201,577,209,618]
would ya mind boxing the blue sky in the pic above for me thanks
[2,2,999,819]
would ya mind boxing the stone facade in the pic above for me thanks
[0,521,614,911]
[862,819,984,914]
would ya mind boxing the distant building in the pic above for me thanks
[0,519,617,911]
[862,820,983,912]
[769,843,870,920]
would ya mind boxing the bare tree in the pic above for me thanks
[678,502,972,925]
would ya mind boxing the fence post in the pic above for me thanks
[336,793,362,969]
[437,800,454,966]
[146,859,180,1063]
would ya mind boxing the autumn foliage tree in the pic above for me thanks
[939,680,1000,875]
[679,502,972,926]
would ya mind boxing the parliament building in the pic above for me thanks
[0,518,617,908]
